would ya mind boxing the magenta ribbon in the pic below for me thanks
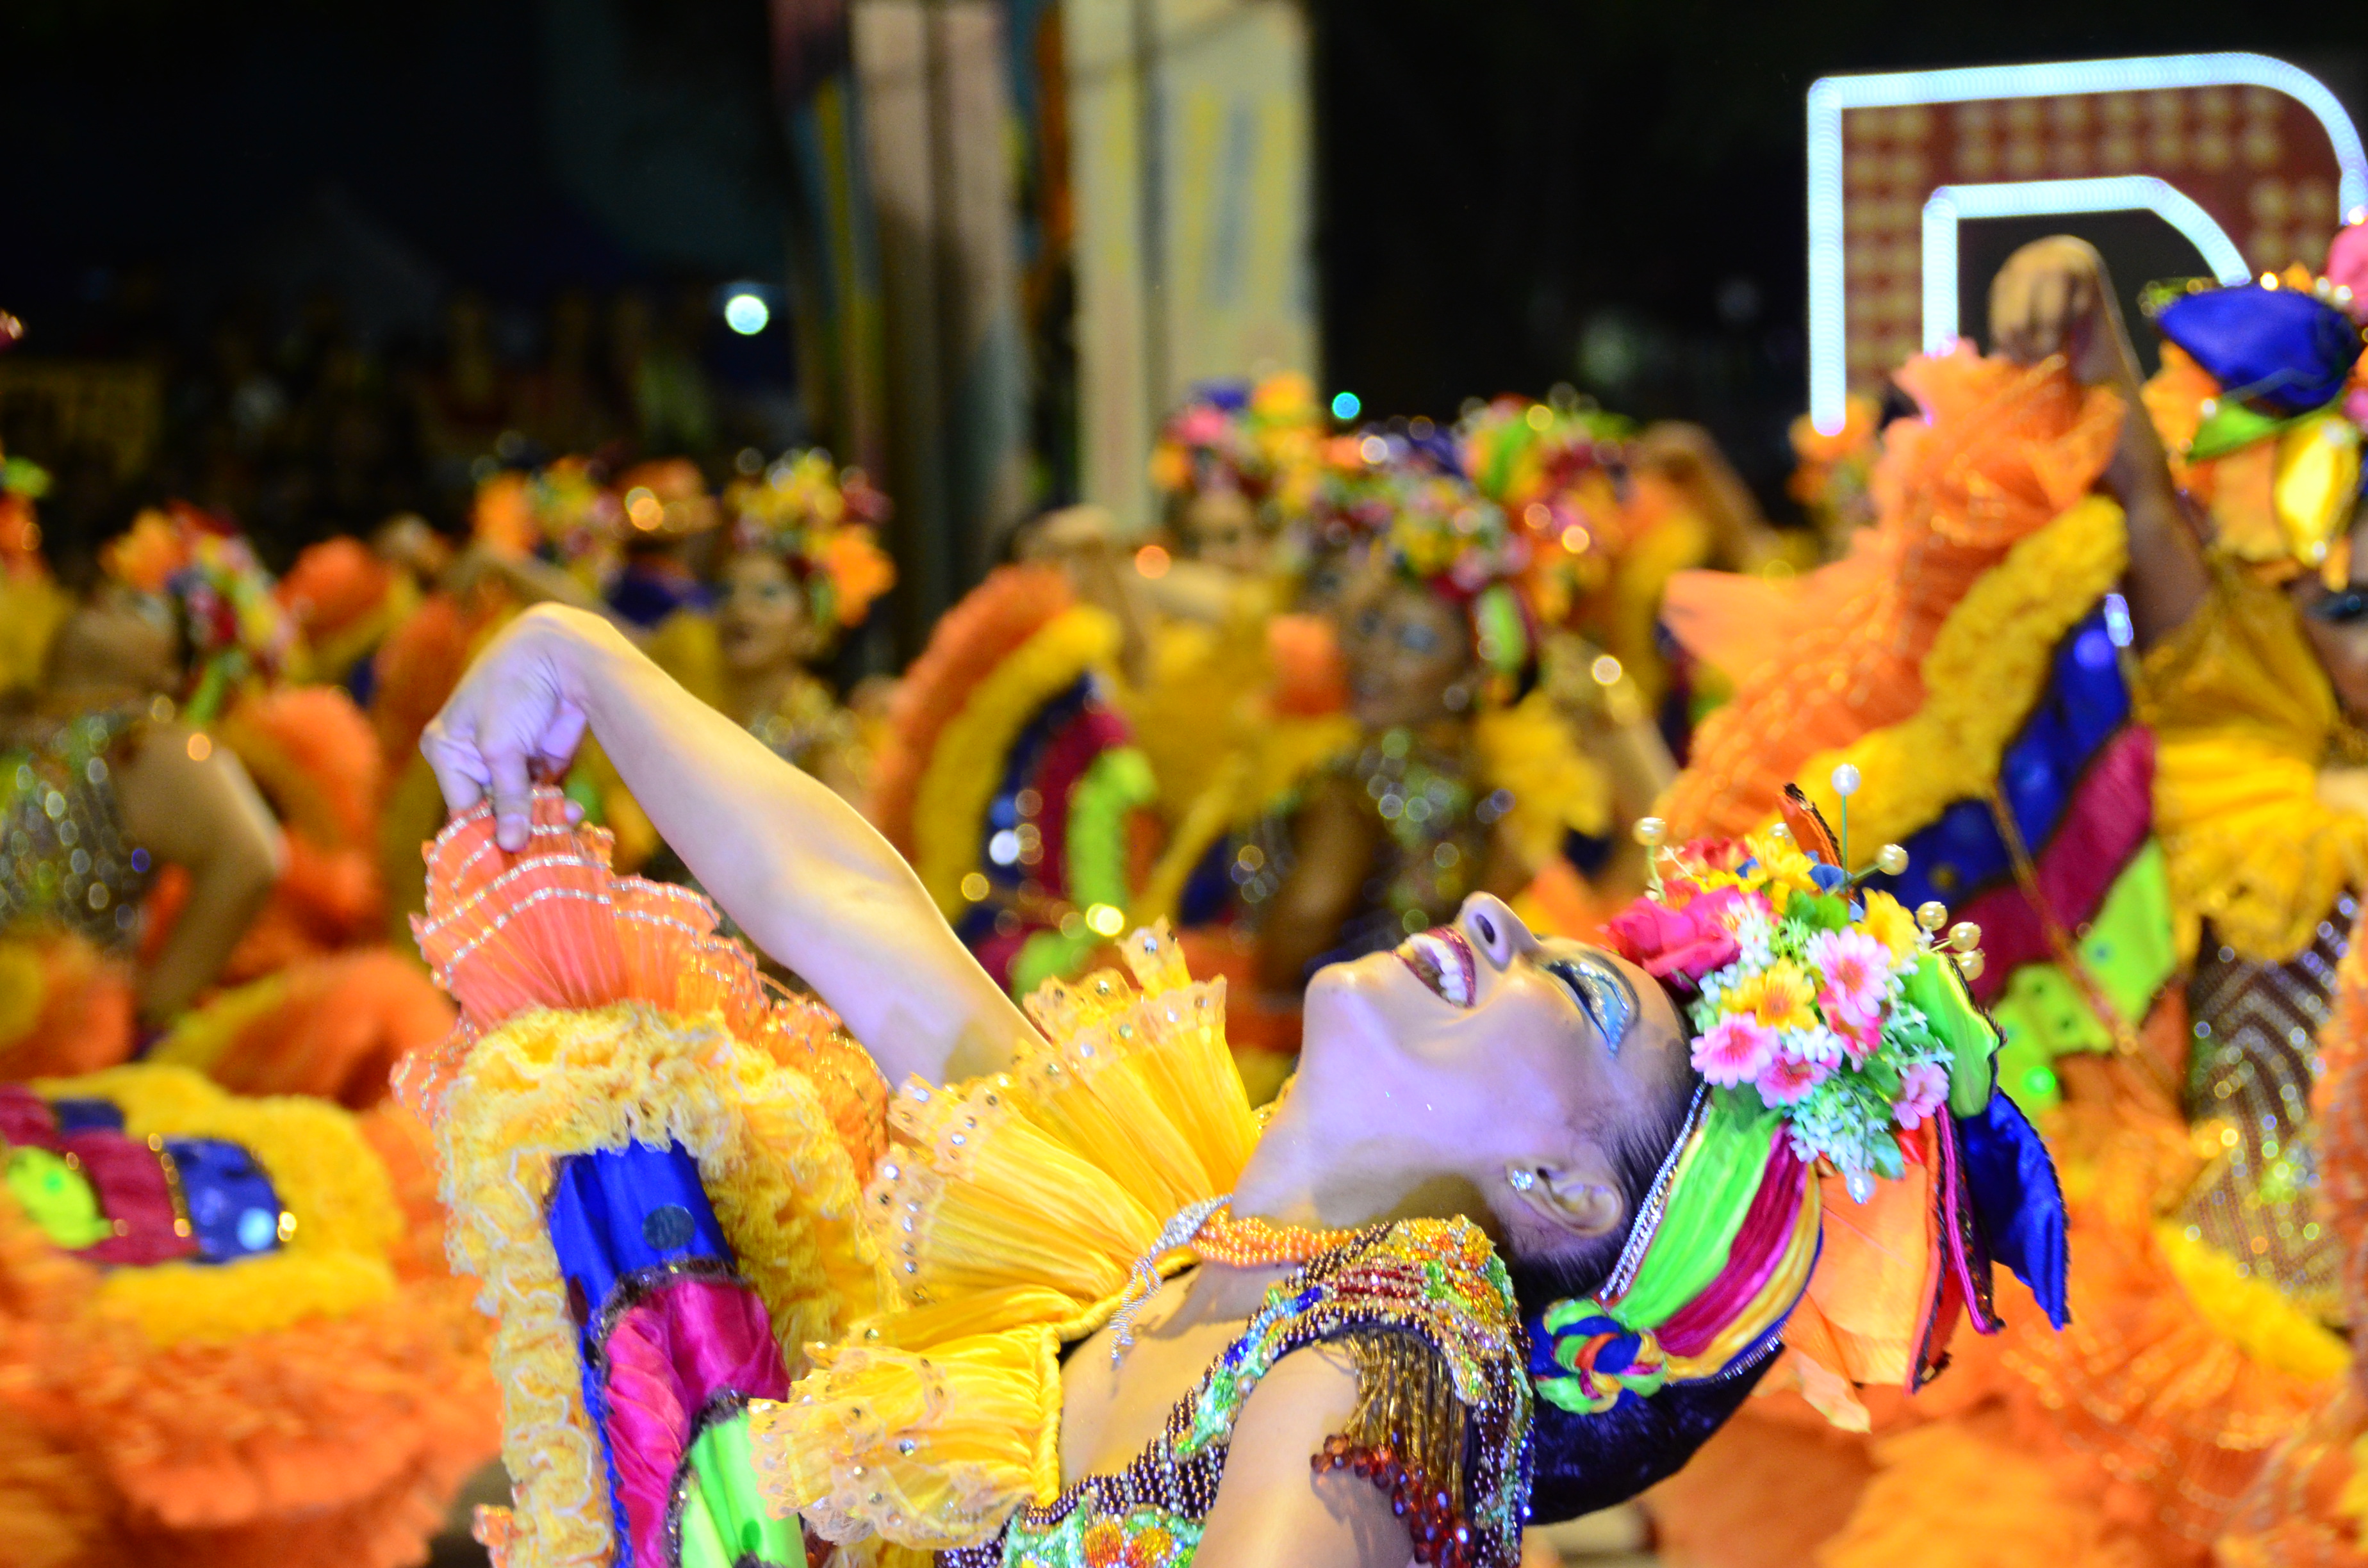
[599,1273,791,1568]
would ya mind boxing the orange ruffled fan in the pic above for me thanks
[402,788,885,1169]
[1662,348,2123,838]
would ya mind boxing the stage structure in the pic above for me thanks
[1065,0,1318,530]
[1805,53,2368,434]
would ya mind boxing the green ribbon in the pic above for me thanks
[1611,1093,1780,1330]
[675,1410,803,1568]
[6,1146,112,1250]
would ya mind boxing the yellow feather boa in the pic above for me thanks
[912,605,1121,916]
[32,1064,400,1346]
[2153,1220,2349,1382]
[145,970,292,1074]
[436,1000,880,1568]
[2138,565,2368,962]
[1788,494,2128,847]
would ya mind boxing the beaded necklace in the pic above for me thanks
[1107,1198,1358,1359]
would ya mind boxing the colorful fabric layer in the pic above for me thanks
[1952,730,2156,1007]
[412,795,881,1568]
[550,1143,796,1568]
[1986,840,2177,1111]
[1859,600,2132,915]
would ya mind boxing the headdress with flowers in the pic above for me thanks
[1376,461,1538,699]
[0,443,49,582]
[470,455,625,587]
[1456,395,1632,629]
[1149,372,1328,527]
[725,448,896,637]
[101,502,299,720]
[2139,220,2367,586]
[1526,771,2068,1432]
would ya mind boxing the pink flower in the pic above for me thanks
[1832,1011,1882,1066]
[1756,1051,1830,1107]
[1893,1063,1949,1129]
[1809,928,1893,1033]
[1607,886,1742,990]
[1694,1013,1777,1088]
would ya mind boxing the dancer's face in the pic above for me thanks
[718,551,813,673]
[1182,490,1266,576]
[1340,573,1476,730]
[1291,894,1695,1254]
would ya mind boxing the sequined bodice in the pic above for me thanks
[0,708,151,951]
[2177,902,2356,1318]
[939,1220,1529,1568]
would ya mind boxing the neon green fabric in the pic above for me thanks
[677,1411,802,1568]
[1900,949,1999,1118]
[5,1146,112,1249]
[1991,841,2176,1113]
[1611,1094,1780,1330]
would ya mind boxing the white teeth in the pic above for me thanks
[1413,932,1470,1004]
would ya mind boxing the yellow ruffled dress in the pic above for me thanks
[747,927,1532,1568]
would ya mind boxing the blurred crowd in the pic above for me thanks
[4,277,793,580]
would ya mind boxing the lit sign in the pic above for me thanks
[1807,53,2367,433]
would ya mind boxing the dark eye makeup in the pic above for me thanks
[1540,952,1638,1056]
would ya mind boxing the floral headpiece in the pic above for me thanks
[101,502,298,718]
[2141,227,2367,584]
[470,457,625,580]
[726,449,896,634]
[1456,396,1631,628]
[0,444,49,581]
[1529,774,2068,1428]
[1378,464,1537,694]
[1149,372,1328,525]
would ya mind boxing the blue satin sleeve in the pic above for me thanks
[547,1141,734,1332]
[1955,1093,2069,1329]
[1871,607,2128,911]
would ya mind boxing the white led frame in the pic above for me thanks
[1807,53,2368,434]
[1920,177,2251,355]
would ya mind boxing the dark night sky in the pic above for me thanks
[4,0,2365,507]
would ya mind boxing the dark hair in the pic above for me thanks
[1506,1013,1772,1524]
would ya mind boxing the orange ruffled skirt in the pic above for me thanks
[0,1102,498,1568]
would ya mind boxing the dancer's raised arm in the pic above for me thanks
[420,602,1036,1083]
[1989,234,2208,646]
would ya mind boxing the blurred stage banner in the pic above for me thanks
[1805,53,2368,434]
[850,0,1030,641]
[1065,0,1317,530]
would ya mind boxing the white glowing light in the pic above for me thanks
[1920,177,2249,355]
[1806,53,2368,434]
[723,291,771,336]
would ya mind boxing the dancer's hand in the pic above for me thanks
[1988,236,2136,387]
[422,605,608,849]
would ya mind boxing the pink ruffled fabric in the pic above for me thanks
[599,1275,791,1567]
[1956,726,2155,1006]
